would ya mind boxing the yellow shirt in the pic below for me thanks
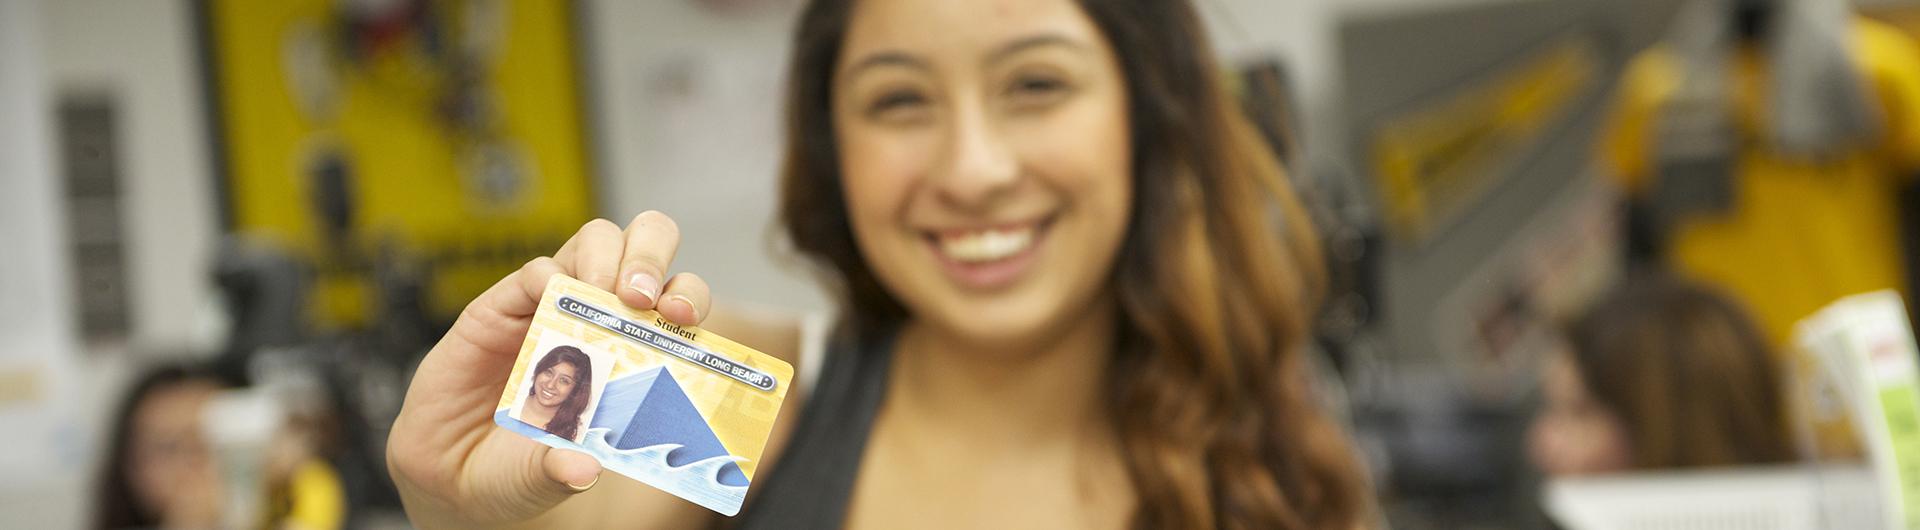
[279,459,345,530]
[1602,19,1920,345]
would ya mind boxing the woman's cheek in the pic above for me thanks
[841,133,932,285]
[1021,104,1130,223]
[845,137,924,224]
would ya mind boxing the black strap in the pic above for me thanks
[727,330,895,529]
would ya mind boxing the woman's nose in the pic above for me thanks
[931,101,1019,209]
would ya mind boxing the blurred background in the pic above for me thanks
[2,0,1919,528]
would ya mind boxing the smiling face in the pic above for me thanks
[832,0,1133,347]
[533,362,579,409]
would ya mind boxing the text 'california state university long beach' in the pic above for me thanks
[556,296,777,392]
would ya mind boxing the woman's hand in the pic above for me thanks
[386,212,712,529]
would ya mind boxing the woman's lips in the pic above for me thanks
[925,218,1050,290]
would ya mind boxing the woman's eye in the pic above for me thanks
[1007,74,1071,106]
[1015,76,1065,93]
[867,89,929,119]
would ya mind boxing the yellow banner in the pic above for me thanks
[1370,37,1601,242]
[207,0,595,328]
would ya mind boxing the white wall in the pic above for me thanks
[4,2,213,527]
[576,0,833,314]
[579,0,830,315]
[0,1,86,527]
[42,0,218,354]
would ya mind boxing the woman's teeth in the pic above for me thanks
[937,226,1035,263]
[541,390,556,399]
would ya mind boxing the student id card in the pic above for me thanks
[494,274,792,516]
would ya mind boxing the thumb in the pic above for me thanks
[500,445,603,519]
[408,434,607,524]
[541,446,603,494]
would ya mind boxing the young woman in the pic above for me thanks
[1529,274,1796,476]
[512,346,595,442]
[96,365,229,530]
[97,364,347,530]
[386,0,1369,528]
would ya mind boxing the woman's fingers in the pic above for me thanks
[547,212,686,311]
[617,211,682,310]
[658,272,711,326]
[566,218,627,292]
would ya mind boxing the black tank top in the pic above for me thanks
[730,331,895,529]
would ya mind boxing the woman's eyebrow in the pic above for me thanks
[840,51,929,81]
[984,33,1086,66]
[839,33,1086,82]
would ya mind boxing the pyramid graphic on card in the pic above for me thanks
[494,274,792,516]
[591,366,748,486]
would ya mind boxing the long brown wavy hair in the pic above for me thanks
[529,345,594,441]
[778,1,1369,528]
[1564,274,1795,469]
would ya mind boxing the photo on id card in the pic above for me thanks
[494,274,793,516]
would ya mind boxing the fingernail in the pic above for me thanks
[669,294,700,322]
[566,475,599,492]
[625,273,660,305]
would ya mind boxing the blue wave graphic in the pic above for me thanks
[494,410,748,515]
[579,426,750,491]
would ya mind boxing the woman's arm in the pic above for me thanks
[386,213,809,529]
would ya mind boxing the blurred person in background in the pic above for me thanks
[384,0,1371,528]
[1601,0,1920,346]
[95,364,346,530]
[97,365,228,530]
[1529,273,1795,476]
